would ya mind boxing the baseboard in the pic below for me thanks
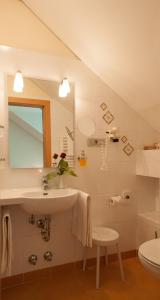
[2,249,137,289]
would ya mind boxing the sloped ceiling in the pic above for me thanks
[23,0,160,132]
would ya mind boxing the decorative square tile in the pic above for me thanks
[102,111,114,124]
[100,102,107,111]
[123,143,134,156]
[121,136,128,143]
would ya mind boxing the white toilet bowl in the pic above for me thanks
[138,238,160,278]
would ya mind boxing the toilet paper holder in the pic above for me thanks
[109,191,131,206]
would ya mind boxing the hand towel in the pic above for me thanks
[1,207,12,276]
[72,191,92,247]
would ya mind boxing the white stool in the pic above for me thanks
[83,226,125,289]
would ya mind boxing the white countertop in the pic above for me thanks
[0,187,42,206]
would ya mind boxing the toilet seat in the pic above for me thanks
[139,251,160,269]
[139,238,160,266]
[138,238,160,278]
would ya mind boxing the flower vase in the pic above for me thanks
[59,176,64,189]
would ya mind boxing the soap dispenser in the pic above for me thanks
[78,150,87,166]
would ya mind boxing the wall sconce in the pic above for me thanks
[59,78,70,98]
[13,71,24,93]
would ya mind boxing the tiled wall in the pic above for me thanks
[0,51,159,276]
[136,214,160,248]
[0,73,7,168]
[0,207,1,295]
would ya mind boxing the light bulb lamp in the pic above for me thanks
[13,71,24,93]
[59,78,70,98]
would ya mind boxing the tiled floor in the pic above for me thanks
[2,258,160,300]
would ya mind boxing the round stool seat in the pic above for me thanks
[92,226,119,246]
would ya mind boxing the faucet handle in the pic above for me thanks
[42,175,49,191]
[42,175,48,184]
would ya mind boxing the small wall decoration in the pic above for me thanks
[99,101,135,158]
[100,102,107,111]
[123,143,134,156]
[121,136,128,143]
[103,111,114,125]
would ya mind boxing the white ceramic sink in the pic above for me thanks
[21,188,78,215]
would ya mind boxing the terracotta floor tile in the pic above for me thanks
[2,258,160,300]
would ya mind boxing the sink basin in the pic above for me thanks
[21,188,78,215]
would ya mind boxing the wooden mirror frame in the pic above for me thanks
[8,97,51,168]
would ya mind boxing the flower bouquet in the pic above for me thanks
[46,153,77,183]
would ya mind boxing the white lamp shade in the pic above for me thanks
[13,71,24,93]
[58,78,70,98]
[59,83,67,97]
[62,78,70,94]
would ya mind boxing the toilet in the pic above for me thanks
[138,238,160,278]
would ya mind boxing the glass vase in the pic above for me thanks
[59,175,64,189]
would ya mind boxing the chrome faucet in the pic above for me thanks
[42,175,48,190]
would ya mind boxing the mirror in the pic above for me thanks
[7,75,74,168]
[77,116,95,136]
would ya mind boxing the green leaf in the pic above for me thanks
[58,159,69,170]
[65,169,77,177]
[46,158,77,180]
[46,171,58,180]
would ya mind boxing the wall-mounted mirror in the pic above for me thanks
[7,75,74,168]
[77,116,95,137]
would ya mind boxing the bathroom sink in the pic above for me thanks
[21,188,78,215]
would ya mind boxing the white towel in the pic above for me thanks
[1,208,12,276]
[72,191,92,247]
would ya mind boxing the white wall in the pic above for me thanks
[0,0,159,278]
[0,73,7,168]
[0,73,7,288]
[0,0,76,59]
[23,0,160,134]
[136,213,160,248]
[0,50,159,276]
[0,207,1,295]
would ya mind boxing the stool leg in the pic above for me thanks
[96,245,100,289]
[83,247,87,271]
[105,247,108,265]
[116,243,125,281]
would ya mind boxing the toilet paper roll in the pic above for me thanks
[110,195,130,206]
[110,195,122,206]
